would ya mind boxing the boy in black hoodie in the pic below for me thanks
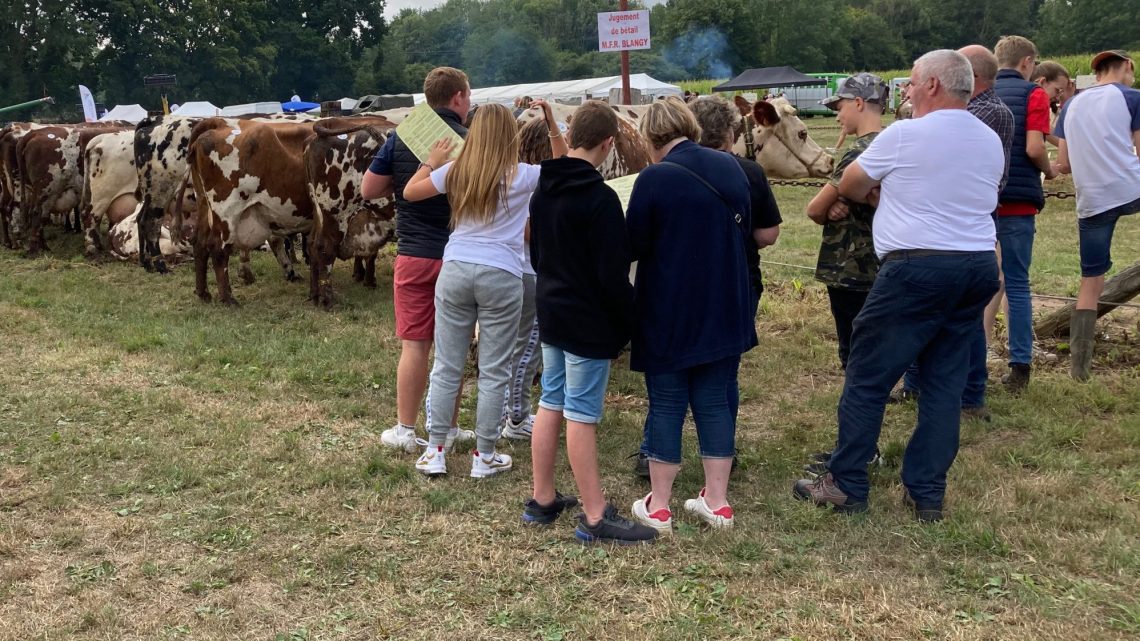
[521,101,657,545]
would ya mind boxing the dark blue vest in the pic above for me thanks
[390,108,468,258]
[994,69,1044,210]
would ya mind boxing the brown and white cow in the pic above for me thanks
[516,104,650,179]
[304,115,398,307]
[15,122,130,255]
[187,118,317,305]
[0,122,47,249]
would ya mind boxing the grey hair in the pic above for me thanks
[915,49,974,103]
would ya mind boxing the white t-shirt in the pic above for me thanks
[429,162,542,277]
[856,109,1002,258]
[1054,83,1140,218]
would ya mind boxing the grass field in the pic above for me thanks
[1,120,1138,640]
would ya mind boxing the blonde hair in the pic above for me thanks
[640,96,701,149]
[994,35,1037,69]
[444,103,519,227]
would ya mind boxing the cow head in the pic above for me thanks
[731,96,832,179]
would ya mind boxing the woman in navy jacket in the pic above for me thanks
[626,97,757,532]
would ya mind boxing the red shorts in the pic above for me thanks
[393,255,443,341]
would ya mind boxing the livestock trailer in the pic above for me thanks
[767,73,849,117]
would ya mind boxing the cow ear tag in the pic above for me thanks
[338,134,348,140]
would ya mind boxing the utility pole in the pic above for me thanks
[620,0,631,104]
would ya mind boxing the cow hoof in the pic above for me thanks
[154,261,170,275]
[240,272,256,285]
[364,279,377,289]
[286,271,302,283]
[197,291,212,303]
[221,297,240,307]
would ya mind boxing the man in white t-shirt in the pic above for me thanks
[793,50,1003,522]
[1053,50,1140,381]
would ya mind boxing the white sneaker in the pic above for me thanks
[501,415,535,440]
[415,444,447,476]
[632,492,673,533]
[447,427,476,450]
[683,488,735,529]
[470,450,513,478]
[380,424,419,453]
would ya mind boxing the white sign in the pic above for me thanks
[597,11,651,52]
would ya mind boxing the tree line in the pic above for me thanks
[1,0,1135,117]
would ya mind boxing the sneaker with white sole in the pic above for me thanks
[501,415,535,440]
[470,451,513,478]
[446,427,475,450]
[684,488,734,528]
[381,424,419,453]
[415,444,447,476]
[631,492,673,533]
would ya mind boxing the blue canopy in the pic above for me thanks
[281,100,320,112]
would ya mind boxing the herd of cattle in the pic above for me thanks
[0,96,831,306]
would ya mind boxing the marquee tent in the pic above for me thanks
[171,101,220,117]
[410,73,683,106]
[98,104,148,124]
[220,102,283,117]
[712,67,826,92]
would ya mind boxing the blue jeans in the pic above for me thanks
[901,323,988,409]
[642,355,740,464]
[997,215,1036,365]
[538,344,611,424]
[829,252,1000,505]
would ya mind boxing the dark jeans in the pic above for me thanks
[642,354,741,464]
[826,286,870,369]
[901,322,989,409]
[829,251,1000,505]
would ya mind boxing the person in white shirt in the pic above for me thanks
[793,49,1003,522]
[1052,50,1140,381]
[403,101,568,479]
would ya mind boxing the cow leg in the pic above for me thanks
[194,235,211,303]
[138,202,169,274]
[239,248,256,285]
[270,237,301,282]
[81,203,102,258]
[0,204,10,249]
[352,256,365,282]
[364,255,377,289]
[308,230,338,308]
[214,245,238,306]
[23,201,48,257]
[300,232,311,265]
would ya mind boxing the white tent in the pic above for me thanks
[98,104,148,124]
[171,101,220,117]
[220,102,284,117]
[411,73,683,106]
[334,97,358,111]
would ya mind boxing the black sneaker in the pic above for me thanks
[574,504,658,546]
[887,388,919,404]
[521,492,579,525]
[631,452,650,479]
[903,491,943,523]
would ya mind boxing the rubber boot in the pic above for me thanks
[1069,309,1097,382]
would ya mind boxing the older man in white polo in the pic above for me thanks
[793,50,1003,522]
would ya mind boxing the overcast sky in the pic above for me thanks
[384,0,665,20]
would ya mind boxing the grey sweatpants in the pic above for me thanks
[428,261,523,454]
[503,273,541,424]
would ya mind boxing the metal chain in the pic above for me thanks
[768,179,1075,200]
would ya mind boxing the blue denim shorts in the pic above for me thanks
[1078,196,1140,277]
[538,344,611,424]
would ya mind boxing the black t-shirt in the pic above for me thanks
[732,155,783,298]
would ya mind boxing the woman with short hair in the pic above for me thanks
[626,97,757,531]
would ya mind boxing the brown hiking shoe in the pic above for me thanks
[793,473,868,514]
